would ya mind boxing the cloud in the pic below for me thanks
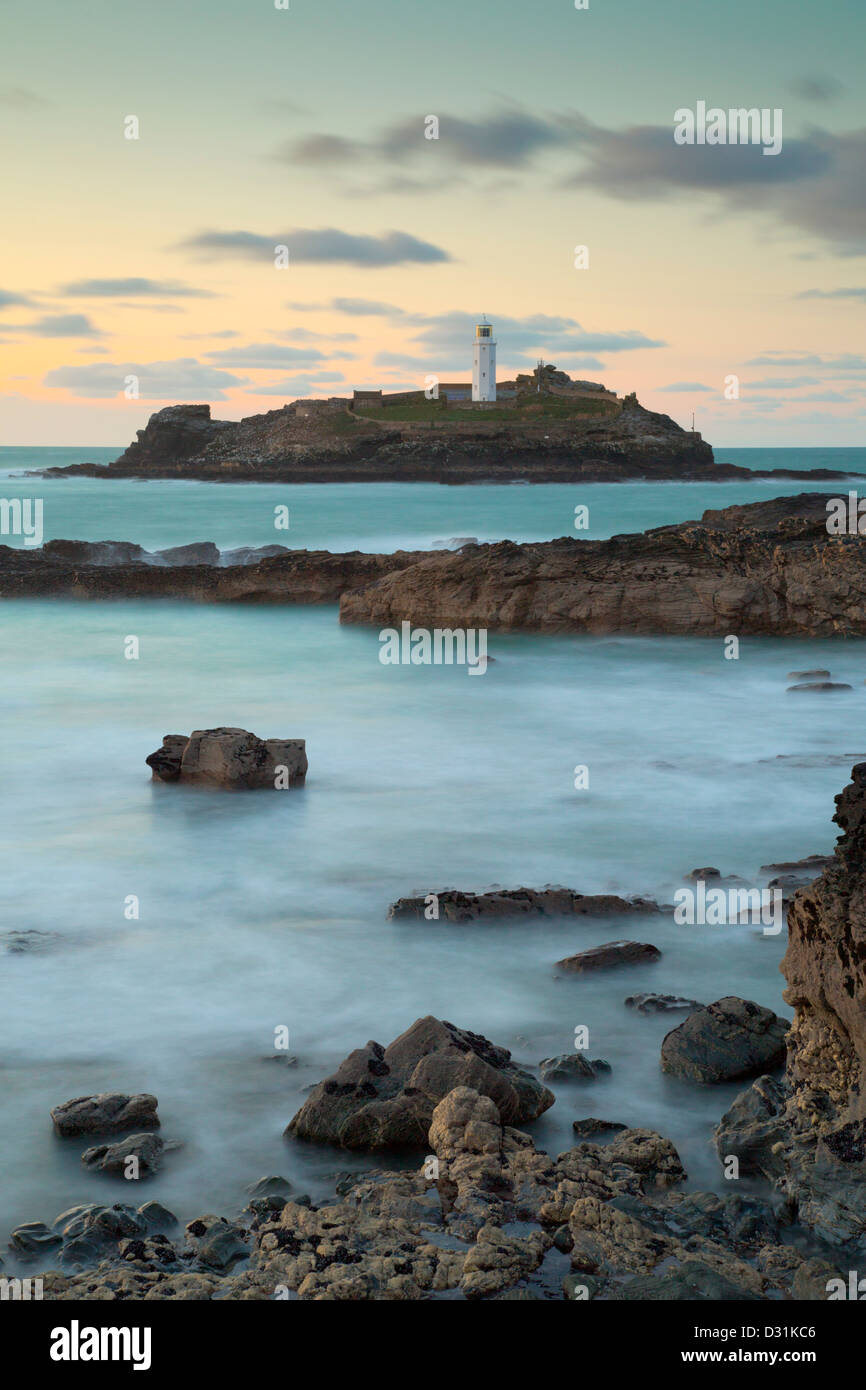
[203,342,329,368]
[657,381,714,392]
[796,287,866,301]
[20,314,103,337]
[251,372,347,396]
[747,376,824,388]
[272,326,358,341]
[565,119,866,255]
[60,277,217,299]
[0,290,34,309]
[43,358,247,400]
[746,351,866,370]
[332,297,407,317]
[408,311,663,358]
[788,75,845,104]
[0,87,48,108]
[177,227,451,266]
[283,108,569,170]
[282,103,866,254]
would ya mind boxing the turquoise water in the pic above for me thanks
[0,450,864,1255]
[1,446,864,553]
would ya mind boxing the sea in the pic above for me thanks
[0,445,864,1256]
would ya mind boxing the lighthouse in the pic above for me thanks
[472,318,496,402]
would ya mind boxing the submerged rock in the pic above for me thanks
[539,1055,610,1083]
[51,1092,159,1137]
[660,997,788,1084]
[787,682,853,693]
[81,1133,165,1177]
[388,887,659,921]
[556,940,661,974]
[625,992,702,1015]
[286,1016,554,1150]
[146,727,307,789]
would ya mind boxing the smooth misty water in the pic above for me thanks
[1,446,865,553]
[0,448,864,1259]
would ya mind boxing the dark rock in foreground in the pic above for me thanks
[51,1093,159,1137]
[147,727,307,789]
[660,997,789,1084]
[81,1133,165,1177]
[388,887,659,921]
[556,940,661,974]
[286,1016,554,1150]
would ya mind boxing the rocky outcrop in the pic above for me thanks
[660,998,788,1084]
[286,1017,554,1150]
[539,1055,610,1083]
[5,493,866,638]
[0,541,425,603]
[146,728,307,789]
[34,1084,851,1300]
[50,1093,159,1136]
[715,765,866,1246]
[387,887,660,921]
[339,493,866,636]
[556,941,661,973]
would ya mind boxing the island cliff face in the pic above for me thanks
[36,398,728,483]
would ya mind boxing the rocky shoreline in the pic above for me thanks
[4,491,866,638]
[8,765,866,1300]
[27,400,864,485]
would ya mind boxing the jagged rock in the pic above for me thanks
[51,1092,159,1136]
[285,1017,554,1150]
[572,1118,626,1137]
[788,682,853,693]
[714,1075,789,1176]
[625,992,702,1014]
[608,1259,763,1301]
[9,1222,62,1257]
[539,1055,610,1082]
[146,727,307,789]
[185,1216,248,1271]
[660,997,788,1084]
[81,1133,165,1177]
[556,940,661,974]
[388,887,659,921]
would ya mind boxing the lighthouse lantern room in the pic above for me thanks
[471,318,496,402]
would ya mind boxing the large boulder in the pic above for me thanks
[51,1092,159,1136]
[146,727,307,789]
[286,1016,554,1150]
[660,997,788,1084]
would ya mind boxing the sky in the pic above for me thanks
[1,0,865,446]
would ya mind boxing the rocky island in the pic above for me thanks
[30,387,864,486]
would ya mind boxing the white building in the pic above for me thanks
[471,319,496,402]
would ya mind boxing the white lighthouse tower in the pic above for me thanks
[472,317,496,402]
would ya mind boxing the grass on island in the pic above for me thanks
[352,395,621,426]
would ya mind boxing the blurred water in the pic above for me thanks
[0,453,864,1255]
[1,446,864,553]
